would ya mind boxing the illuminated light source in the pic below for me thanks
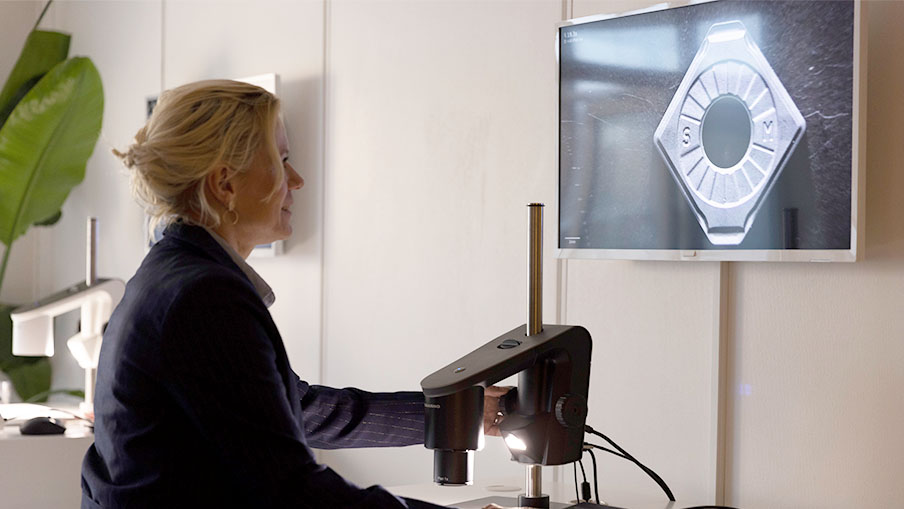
[504,432,528,451]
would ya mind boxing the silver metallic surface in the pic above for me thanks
[654,20,806,245]
[85,368,96,409]
[526,464,542,498]
[87,217,97,286]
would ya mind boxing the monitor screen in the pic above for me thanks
[557,0,863,261]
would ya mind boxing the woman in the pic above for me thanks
[80,80,505,509]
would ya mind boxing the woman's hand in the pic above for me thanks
[483,385,513,436]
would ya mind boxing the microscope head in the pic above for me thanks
[424,386,484,485]
[421,324,591,485]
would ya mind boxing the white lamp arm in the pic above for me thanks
[10,278,125,357]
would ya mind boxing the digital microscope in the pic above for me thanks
[422,204,602,509]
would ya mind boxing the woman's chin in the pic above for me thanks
[276,224,293,240]
[251,230,291,249]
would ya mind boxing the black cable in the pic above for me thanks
[586,441,662,489]
[585,424,676,502]
[584,441,627,460]
[586,448,601,505]
[573,462,579,504]
[585,426,675,502]
[585,442,663,499]
[577,458,591,502]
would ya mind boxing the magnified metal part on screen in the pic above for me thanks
[654,20,806,245]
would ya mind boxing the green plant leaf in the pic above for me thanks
[34,209,62,226]
[0,303,44,371]
[0,303,14,372]
[0,56,103,248]
[5,356,51,402]
[0,30,70,129]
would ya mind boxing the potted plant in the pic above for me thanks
[0,0,103,402]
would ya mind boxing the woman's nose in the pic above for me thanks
[287,163,304,190]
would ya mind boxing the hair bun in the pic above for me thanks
[112,145,138,169]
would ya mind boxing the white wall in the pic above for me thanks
[161,0,326,393]
[1,1,903,508]
[322,0,566,487]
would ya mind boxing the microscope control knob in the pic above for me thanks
[555,394,587,428]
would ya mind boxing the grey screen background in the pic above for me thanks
[558,0,854,250]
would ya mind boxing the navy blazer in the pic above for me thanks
[81,222,446,508]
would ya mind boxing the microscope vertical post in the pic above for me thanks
[525,203,544,504]
[527,203,543,337]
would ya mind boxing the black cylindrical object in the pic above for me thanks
[517,360,553,416]
[433,450,473,486]
[783,207,799,249]
[424,385,484,485]
[517,494,550,509]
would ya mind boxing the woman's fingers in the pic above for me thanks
[483,385,514,436]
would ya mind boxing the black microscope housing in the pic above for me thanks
[421,324,592,485]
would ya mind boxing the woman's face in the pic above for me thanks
[230,119,304,250]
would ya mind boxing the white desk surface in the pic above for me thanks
[1,405,710,509]
[0,404,94,509]
[389,478,708,509]
[1,403,93,439]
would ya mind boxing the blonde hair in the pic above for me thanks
[115,79,283,233]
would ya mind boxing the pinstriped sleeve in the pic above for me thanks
[295,377,425,449]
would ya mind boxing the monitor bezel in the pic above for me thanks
[554,0,867,262]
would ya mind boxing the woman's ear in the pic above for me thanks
[205,166,236,209]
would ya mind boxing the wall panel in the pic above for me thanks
[323,0,565,489]
[565,259,719,502]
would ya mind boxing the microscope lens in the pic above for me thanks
[434,449,473,486]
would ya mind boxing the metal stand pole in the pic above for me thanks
[87,217,97,286]
[527,203,543,338]
[84,217,97,412]
[519,203,550,509]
